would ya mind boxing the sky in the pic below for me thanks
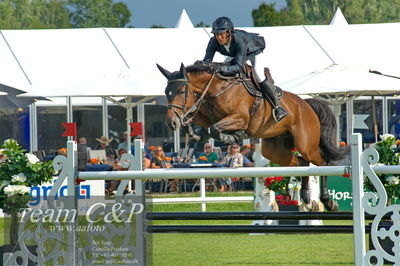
[118,0,286,28]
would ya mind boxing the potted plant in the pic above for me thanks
[365,134,400,204]
[365,134,400,263]
[0,139,53,245]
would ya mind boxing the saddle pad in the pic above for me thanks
[242,78,284,100]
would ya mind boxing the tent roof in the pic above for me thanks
[175,9,194,29]
[330,7,348,26]
[0,21,398,98]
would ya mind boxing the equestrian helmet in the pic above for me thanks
[211,17,234,34]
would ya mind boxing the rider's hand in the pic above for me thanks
[216,66,228,75]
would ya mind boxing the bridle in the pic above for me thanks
[167,73,216,127]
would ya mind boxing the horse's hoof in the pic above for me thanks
[300,188,310,204]
[323,200,339,212]
[320,188,330,202]
[189,134,201,142]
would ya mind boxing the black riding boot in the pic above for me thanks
[259,79,288,122]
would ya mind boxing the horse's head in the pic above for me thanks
[157,63,197,130]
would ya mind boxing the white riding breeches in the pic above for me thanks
[249,57,265,84]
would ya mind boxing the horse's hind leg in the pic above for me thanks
[260,136,298,166]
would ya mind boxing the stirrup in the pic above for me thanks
[272,107,288,122]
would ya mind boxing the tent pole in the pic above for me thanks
[346,100,354,144]
[102,98,108,138]
[67,96,73,142]
[371,96,378,142]
[382,96,388,134]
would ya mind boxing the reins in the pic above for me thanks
[167,73,216,127]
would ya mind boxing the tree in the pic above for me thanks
[252,0,400,26]
[0,0,132,29]
[150,24,165,28]
[252,3,281,26]
[195,21,209,28]
[112,2,131,27]
[68,0,131,28]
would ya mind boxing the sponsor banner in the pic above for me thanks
[3,195,149,265]
[328,176,353,211]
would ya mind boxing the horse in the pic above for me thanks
[157,61,349,211]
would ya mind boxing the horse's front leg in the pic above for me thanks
[210,114,249,144]
[184,124,210,142]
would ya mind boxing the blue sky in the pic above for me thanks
[118,0,286,28]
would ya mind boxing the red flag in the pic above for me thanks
[61,122,77,140]
[129,122,143,136]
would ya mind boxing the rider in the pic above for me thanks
[203,17,287,122]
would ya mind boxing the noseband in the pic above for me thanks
[167,74,215,127]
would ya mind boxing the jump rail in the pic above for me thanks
[6,133,400,266]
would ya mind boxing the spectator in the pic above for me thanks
[95,136,116,161]
[110,148,129,195]
[219,144,243,192]
[78,136,91,161]
[240,145,255,167]
[117,132,129,153]
[247,141,258,163]
[198,143,220,163]
[151,146,176,192]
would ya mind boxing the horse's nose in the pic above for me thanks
[166,120,177,131]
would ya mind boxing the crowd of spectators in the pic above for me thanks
[76,131,257,194]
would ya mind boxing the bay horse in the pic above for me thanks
[157,61,349,211]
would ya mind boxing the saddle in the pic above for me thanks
[217,64,283,100]
[243,65,283,100]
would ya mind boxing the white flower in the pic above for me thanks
[26,153,39,166]
[0,181,9,190]
[386,176,400,185]
[3,185,30,196]
[380,134,395,141]
[3,139,13,145]
[11,173,26,183]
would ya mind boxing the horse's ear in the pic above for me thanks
[179,63,187,78]
[156,64,172,79]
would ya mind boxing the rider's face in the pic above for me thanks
[215,31,230,45]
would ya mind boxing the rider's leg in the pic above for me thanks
[252,57,288,122]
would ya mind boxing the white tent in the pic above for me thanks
[330,7,348,26]
[280,64,400,101]
[175,9,195,29]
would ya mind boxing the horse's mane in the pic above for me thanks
[186,60,228,74]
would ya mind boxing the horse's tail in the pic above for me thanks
[305,98,350,163]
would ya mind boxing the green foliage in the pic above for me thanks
[252,3,282,26]
[150,24,165,28]
[68,0,131,28]
[195,21,209,28]
[252,0,400,26]
[0,0,131,29]
[364,134,400,201]
[0,139,54,214]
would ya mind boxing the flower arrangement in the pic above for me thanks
[199,156,208,162]
[58,147,67,156]
[365,134,400,203]
[264,175,299,206]
[0,139,54,244]
[90,157,99,164]
[263,148,301,207]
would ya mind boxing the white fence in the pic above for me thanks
[5,133,400,265]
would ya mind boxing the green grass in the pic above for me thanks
[0,196,359,265]
[149,202,356,266]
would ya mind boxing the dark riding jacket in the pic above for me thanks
[203,29,266,76]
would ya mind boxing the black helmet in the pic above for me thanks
[211,17,234,34]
